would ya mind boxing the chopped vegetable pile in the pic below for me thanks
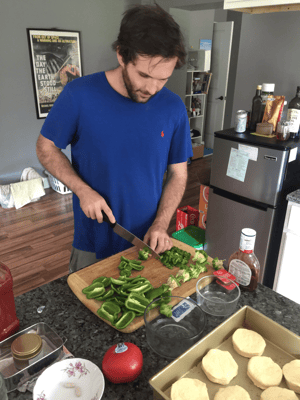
[82,246,216,330]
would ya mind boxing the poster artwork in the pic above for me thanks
[27,29,82,118]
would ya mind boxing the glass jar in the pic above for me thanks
[11,333,43,370]
[276,121,291,141]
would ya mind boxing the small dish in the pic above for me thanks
[196,275,240,317]
[33,358,105,400]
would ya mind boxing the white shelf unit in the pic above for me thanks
[185,70,209,148]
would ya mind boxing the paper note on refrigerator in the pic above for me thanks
[226,148,249,182]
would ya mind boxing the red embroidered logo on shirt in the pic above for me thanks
[161,131,164,137]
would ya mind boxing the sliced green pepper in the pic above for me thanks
[145,284,170,302]
[94,288,115,301]
[86,285,106,299]
[82,281,104,295]
[128,282,153,294]
[92,276,111,287]
[125,293,150,314]
[111,277,127,286]
[113,310,136,330]
[129,262,145,271]
[97,301,121,324]
[110,296,127,307]
[119,269,132,277]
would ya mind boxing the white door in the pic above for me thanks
[205,21,234,149]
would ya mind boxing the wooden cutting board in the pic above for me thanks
[67,238,214,333]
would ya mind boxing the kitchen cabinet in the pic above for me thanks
[273,193,300,304]
[224,0,300,13]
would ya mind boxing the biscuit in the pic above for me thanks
[171,378,209,400]
[260,386,298,400]
[214,385,251,399]
[232,328,266,357]
[202,349,238,385]
[283,359,300,394]
[247,356,282,389]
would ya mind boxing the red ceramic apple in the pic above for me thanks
[102,342,143,384]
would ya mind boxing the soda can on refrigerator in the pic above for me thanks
[234,110,247,133]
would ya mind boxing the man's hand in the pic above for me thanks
[77,186,116,224]
[144,222,173,254]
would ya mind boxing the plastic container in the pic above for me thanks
[45,171,71,195]
[172,226,207,250]
[256,122,273,136]
[144,296,206,359]
[196,275,240,317]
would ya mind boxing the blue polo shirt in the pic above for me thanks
[41,72,193,259]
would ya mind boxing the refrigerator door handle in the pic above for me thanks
[264,155,278,162]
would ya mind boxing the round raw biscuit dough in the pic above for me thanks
[260,386,298,400]
[171,378,209,400]
[232,328,266,357]
[247,356,282,389]
[202,349,238,385]
[214,385,251,400]
[283,359,300,394]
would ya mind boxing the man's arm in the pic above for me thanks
[144,161,188,254]
[36,134,115,223]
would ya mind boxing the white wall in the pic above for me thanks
[0,0,125,184]
[232,11,300,126]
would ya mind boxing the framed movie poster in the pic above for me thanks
[27,29,83,119]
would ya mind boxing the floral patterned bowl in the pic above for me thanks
[33,358,105,400]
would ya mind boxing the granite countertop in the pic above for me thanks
[7,276,300,400]
[287,189,300,204]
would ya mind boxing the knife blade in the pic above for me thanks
[102,211,161,259]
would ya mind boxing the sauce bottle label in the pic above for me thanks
[228,259,251,286]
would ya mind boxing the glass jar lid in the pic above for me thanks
[11,333,42,360]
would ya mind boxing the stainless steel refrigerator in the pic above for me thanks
[205,128,300,288]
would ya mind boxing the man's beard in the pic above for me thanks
[122,66,156,104]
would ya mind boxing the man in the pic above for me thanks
[36,4,193,272]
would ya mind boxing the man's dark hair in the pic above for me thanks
[112,4,186,69]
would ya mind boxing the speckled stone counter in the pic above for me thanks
[287,189,300,205]
[8,277,300,400]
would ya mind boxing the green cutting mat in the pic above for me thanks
[172,226,207,250]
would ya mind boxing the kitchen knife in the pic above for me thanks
[102,211,161,259]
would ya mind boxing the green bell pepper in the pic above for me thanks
[82,281,104,295]
[110,277,127,286]
[97,301,121,324]
[128,282,153,294]
[94,288,115,301]
[86,285,106,299]
[145,284,170,302]
[92,276,111,287]
[113,310,136,330]
[125,293,150,314]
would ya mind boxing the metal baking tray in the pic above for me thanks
[0,322,64,392]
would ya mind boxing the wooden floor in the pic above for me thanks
[0,156,212,297]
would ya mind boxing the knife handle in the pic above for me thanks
[102,210,116,228]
